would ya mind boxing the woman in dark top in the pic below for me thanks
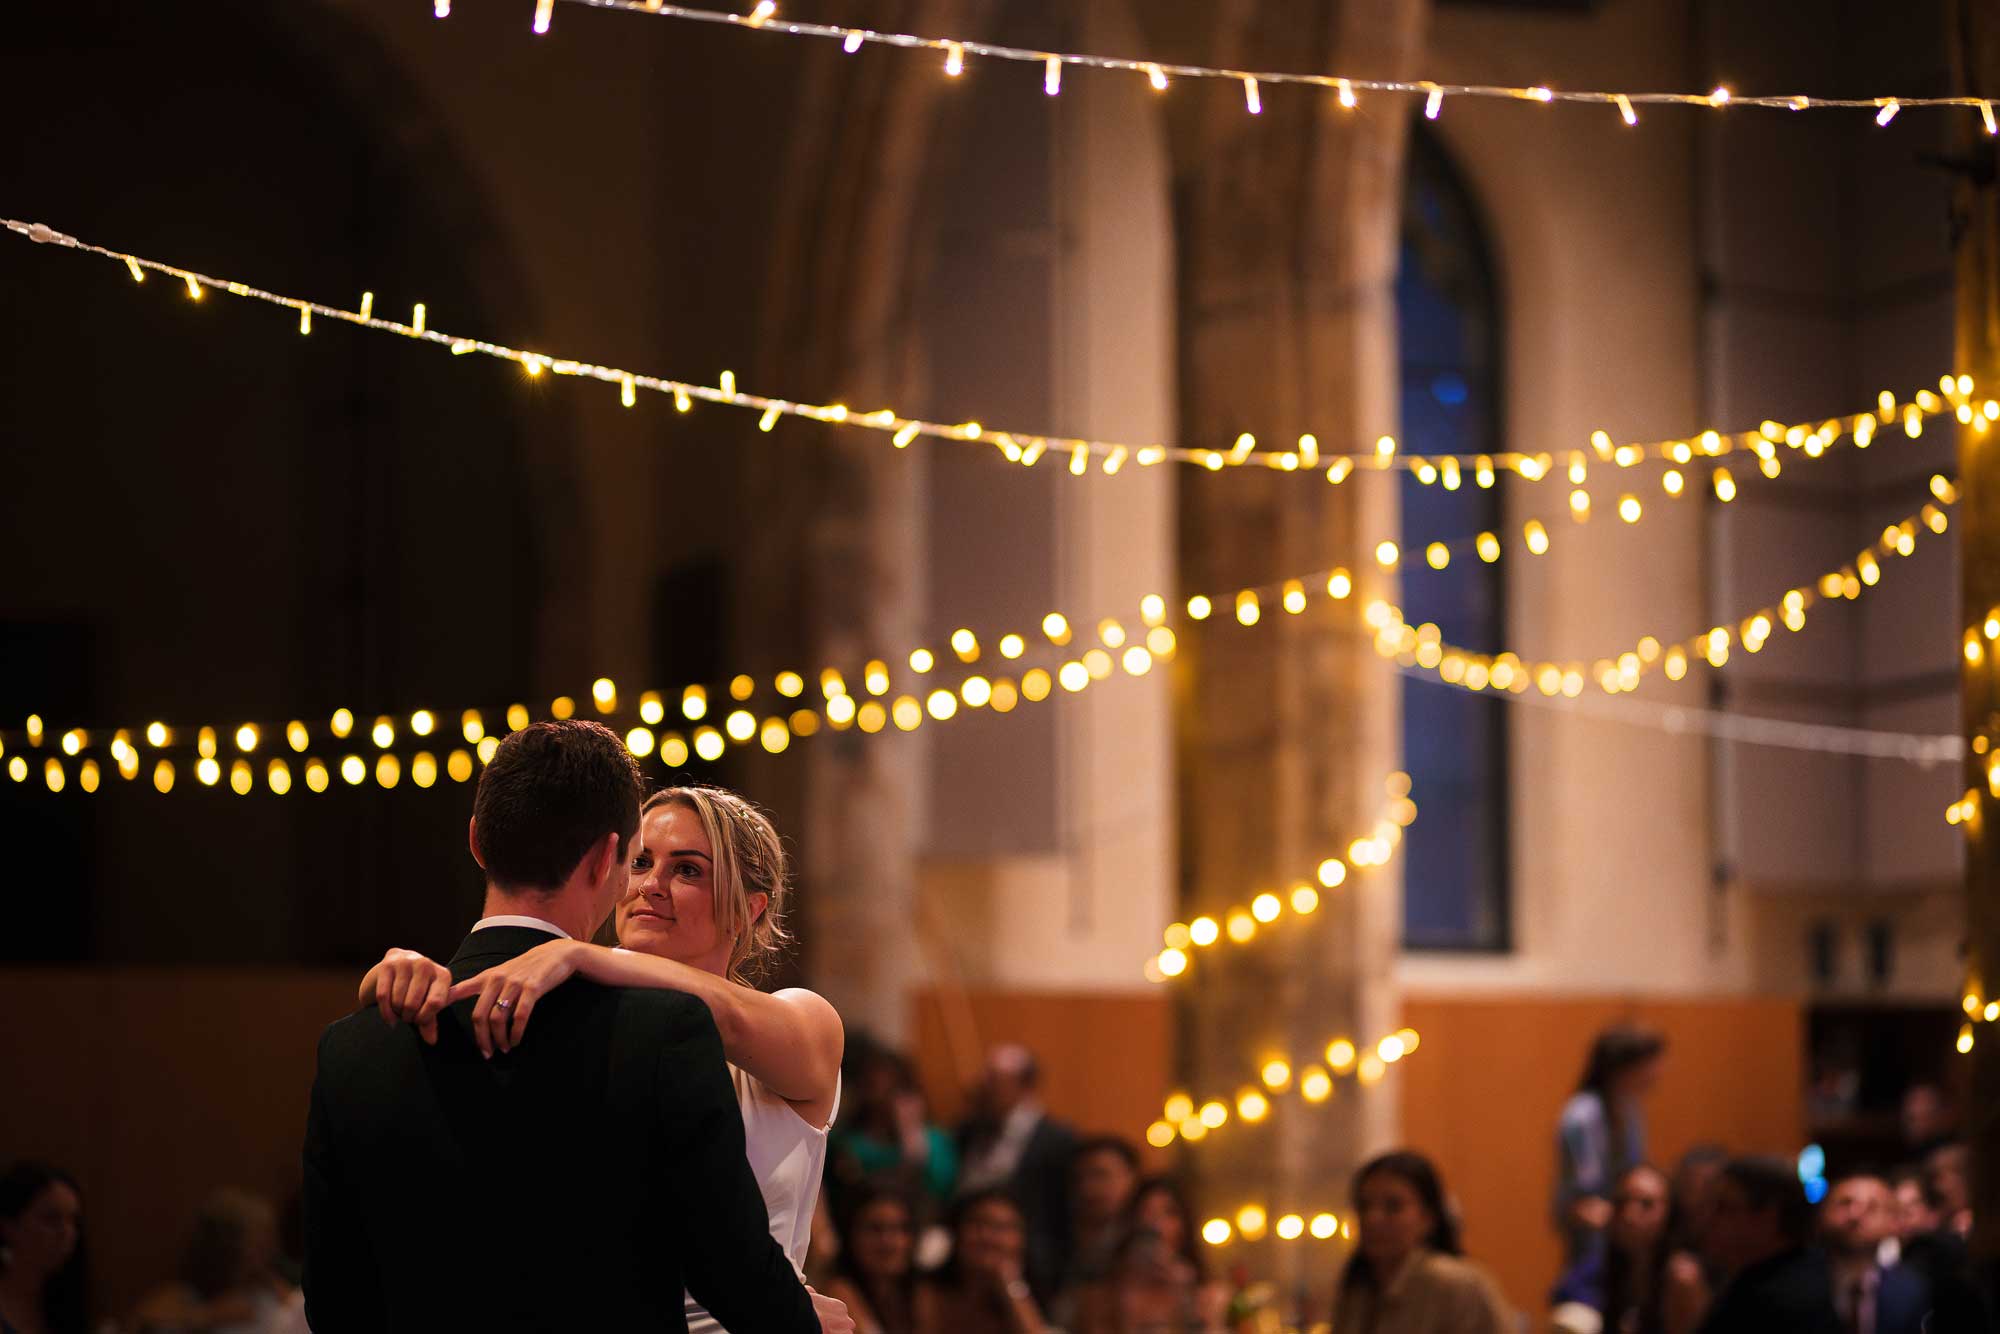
[915,1189,1049,1334]
[825,1185,920,1334]
[0,1162,88,1334]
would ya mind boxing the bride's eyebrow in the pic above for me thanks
[667,849,712,862]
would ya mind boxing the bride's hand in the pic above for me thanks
[447,940,584,1058]
[358,948,453,1045]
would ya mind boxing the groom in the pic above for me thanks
[303,720,838,1332]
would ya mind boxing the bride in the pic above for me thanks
[362,784,844,1333]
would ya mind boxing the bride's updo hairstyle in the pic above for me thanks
[641,785,794,985]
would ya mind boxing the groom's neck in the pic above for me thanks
[481,885,595,942]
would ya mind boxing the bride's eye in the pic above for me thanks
[675,860,703,880]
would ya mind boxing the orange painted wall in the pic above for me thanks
[1399,993,1805,1316]
[908,988,1172,1146]
[0,968,358,1314]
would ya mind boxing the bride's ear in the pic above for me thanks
[747,890,770,926]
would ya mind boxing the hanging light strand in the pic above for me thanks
[1147,774,1417,984]
[1,221,1966,485]
[519,1,1993,122]
[1148,1026,1423,1150]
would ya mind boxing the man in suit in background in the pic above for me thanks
[1820,1171,1930,1334]
[303,720,844,1334]
[956,1043,1079,1305]
[1697,1156,1842,1334]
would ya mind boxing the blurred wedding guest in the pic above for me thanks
[1694,1156,1839,1334]
[130,1189,307,1334]
[1062,1176,1222,1334]
[836,1046,959,1207]
[1887,1168,1939,1246]
[1551,1164,1708,1334]
[0,1161,88,1334]
[1668,1146,1726,1254]
[1556,1027,1667,1265]
[1923,1144,1971,1237]
[1062,1137,1143,1295]
[957,1044,1077,1302]
[1898,1085,1956,1162]
[1332,1151,1512,1334]
[915,1189,1050,1334]
[824,1186,919,1334]
[1818,1173,1928,1334]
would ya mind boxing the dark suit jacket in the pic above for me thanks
[302,925,818,1334]
[1873,1260,1934,1334]
[1696,1247,1842,1334]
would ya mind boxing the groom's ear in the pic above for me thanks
[467,817,487,871]
[588,828,622,888]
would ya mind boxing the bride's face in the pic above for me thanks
[615,805,726,969]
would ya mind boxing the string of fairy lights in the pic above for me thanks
[1147,1027,1425,1151]
[503,1,2000,132]
[1373,480,1957,703]
[0,221,1962,516]
[3,474,1958,795]
[1144,775,1418,985]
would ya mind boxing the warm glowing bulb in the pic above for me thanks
[1260,1059,1292,1091]
[1189,916,1220,947]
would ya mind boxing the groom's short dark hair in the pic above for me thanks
[472,720,645,892]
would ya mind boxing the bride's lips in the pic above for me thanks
[627,905,674,925]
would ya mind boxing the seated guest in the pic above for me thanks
[1923,1144,1971,1238]
[835,1046,960,1207]
[1332,1150,1512,1334]
[825,1186,919,1334]
[0,1162,88,1334]
[130,1189,308,1333]
[1061,1137,1143,1297]
[1887,1168,1939,1247]
[1064,1177,1223,1334]
[1818,1172,1928,1334]
[1552,1163,1707,1334]
[1694,1156,1839,1334]
[915,1189,1050,1334]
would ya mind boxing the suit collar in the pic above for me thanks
[448,924,566,980]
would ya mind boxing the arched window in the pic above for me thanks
[1396,128,1510,951]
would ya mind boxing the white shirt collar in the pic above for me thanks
[470,914,572,940]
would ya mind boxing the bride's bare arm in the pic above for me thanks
[452,941,844,1108]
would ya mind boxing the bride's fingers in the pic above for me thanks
[505,987,538,1051]
[374,967,403,1028]
[416,971,452,1045]
[396,966,431,1020]
[468,977,505,1059]
[494,983,527,1053]
[446,973,486,1006]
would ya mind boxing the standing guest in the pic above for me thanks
[1818,1173,1929,1334]
[1331,1151,1512,1334]
[1062,1137,1143,1297]
[915,1190,1050,1334]
[0,1163,86,1334]
[1694,1156,1839,1334]
[130,1189,308,1333]
[825,1187,920,1334]
[956,1045,1078,1303]
[1556,1027,1667,1265]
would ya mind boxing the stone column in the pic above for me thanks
[1157,0,1427,1301]
[1952,0,2000,1266]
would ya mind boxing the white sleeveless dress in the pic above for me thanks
[683,1064,839,1333]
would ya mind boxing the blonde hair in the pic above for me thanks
[641,785,794,985]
